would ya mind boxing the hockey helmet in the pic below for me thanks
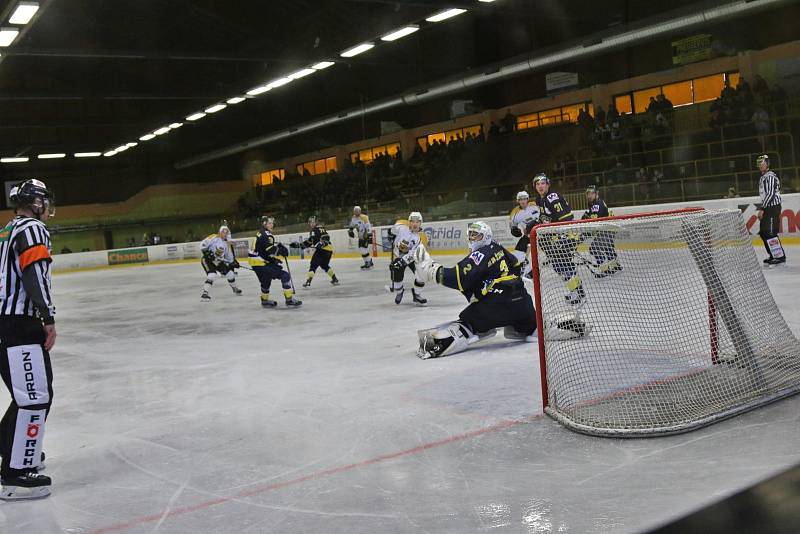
[532,173,550,185]
[261,216,274,227]
[353,205,361,215]
[409,211,423,223]
[756,154,770,168]
[10,179,55,217]
[218,225,231,239]
[516,191,530,202]
[308,215,318,226]
[468,221,493,252]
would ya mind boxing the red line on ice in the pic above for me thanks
[88,418,527,534]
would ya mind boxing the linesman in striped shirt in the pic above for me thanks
[0,179,56,500]
[756,154,786,265]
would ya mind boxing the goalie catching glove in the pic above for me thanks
[413,244,441,283]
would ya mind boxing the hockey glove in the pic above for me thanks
[391,257,407,270]
[276,243,289,257]
[232,259,241,269]
[348,228,355,238]
[367,233,373,244]
[510,226,522,238]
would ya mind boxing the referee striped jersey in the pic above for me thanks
[759,170,782,208]
[0,216,55,323]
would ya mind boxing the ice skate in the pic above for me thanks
[0,472,51,501]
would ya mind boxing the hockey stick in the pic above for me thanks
[282,256,296,293]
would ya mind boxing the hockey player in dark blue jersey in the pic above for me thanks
[530,173,585,305]
[581,185,622,277]
[249,217,302,307]
[412,221,587,359]
[291,216,340,288]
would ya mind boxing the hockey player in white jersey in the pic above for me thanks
[348,206,374,270]
[200,225,242,301]
[508,191,540,277]
[388,212,429,306]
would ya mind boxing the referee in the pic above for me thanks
[756,154,786,265]
[0,179,56,500]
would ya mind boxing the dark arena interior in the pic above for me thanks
[0,0,799,532]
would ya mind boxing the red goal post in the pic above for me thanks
[529,207,800,437]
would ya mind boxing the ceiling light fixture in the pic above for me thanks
[140,133,156,141]
[205,103,227,114]
[227,96,246,104]
[340,43,374,58]
[267,77,292,89]
[153,126,171,135]
[186,112,206,121]
[381,25,420,42]
[74,152,102,158]
[9,1,39,25]
[426,8,467,22]
[246,85,270,96]
[103,150,117,157]
[0,28,20,47]
[37,153,65,159]
[1,157,28,163]
[288,68,316,80]
[125,142,137,148]
[311,61,335,70]
[169,122,183,129]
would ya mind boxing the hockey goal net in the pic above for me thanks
[531,208,800,437]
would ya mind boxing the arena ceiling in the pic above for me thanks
[0,0,794,185]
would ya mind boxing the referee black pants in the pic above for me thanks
[0,316,53,478]
[759,204,785,260]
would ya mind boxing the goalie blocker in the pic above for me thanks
[413,221,587,359]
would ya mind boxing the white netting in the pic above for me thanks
[533,208,800,437]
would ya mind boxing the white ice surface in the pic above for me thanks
[1,249,799,533]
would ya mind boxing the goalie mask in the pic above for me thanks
[468,221,493,252]
[10,179,55,219]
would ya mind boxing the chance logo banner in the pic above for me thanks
[108,248,149,265]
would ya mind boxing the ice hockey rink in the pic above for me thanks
[3,249,799,534]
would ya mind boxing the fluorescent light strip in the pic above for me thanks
[103,151,117,157]
[153,126,171,135]
[311,61,335,70]
[1,157,28,163]
[478,0,496,2]
[227,96,246,104]
[381,25,419,42]
[38,153,65,159]
[169,122,183,129]
[340,43,374,58]
[115,145,129,152]
[205,103,227,114]
[74,152,102,158]
[140,133,156,141]
[126,142,137,148]
[246,85,270,96]
[426,8,467,22]
[0,28,20,47]
[186,112,206,121]
[9,2,39,25]
[288,68,315,80]
[267,77,291,89]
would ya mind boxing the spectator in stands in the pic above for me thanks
[488,122,501,139]
[501,109,517,134]
[724,186,741,199]
[753,74,770,103]
[721,80,735,100]
[607,103,619,124]
[577,107,594,144]
[595,105,606,125]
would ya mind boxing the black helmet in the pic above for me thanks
[532,173,550,185]
[10,179,55,217]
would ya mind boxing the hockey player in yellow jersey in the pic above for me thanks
[388,212,429,306]
[348,206,374,270]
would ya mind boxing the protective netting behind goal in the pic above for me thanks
[531,208,800,437]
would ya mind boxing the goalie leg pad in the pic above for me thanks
[503,326,536,342]
[417,322,475,360]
